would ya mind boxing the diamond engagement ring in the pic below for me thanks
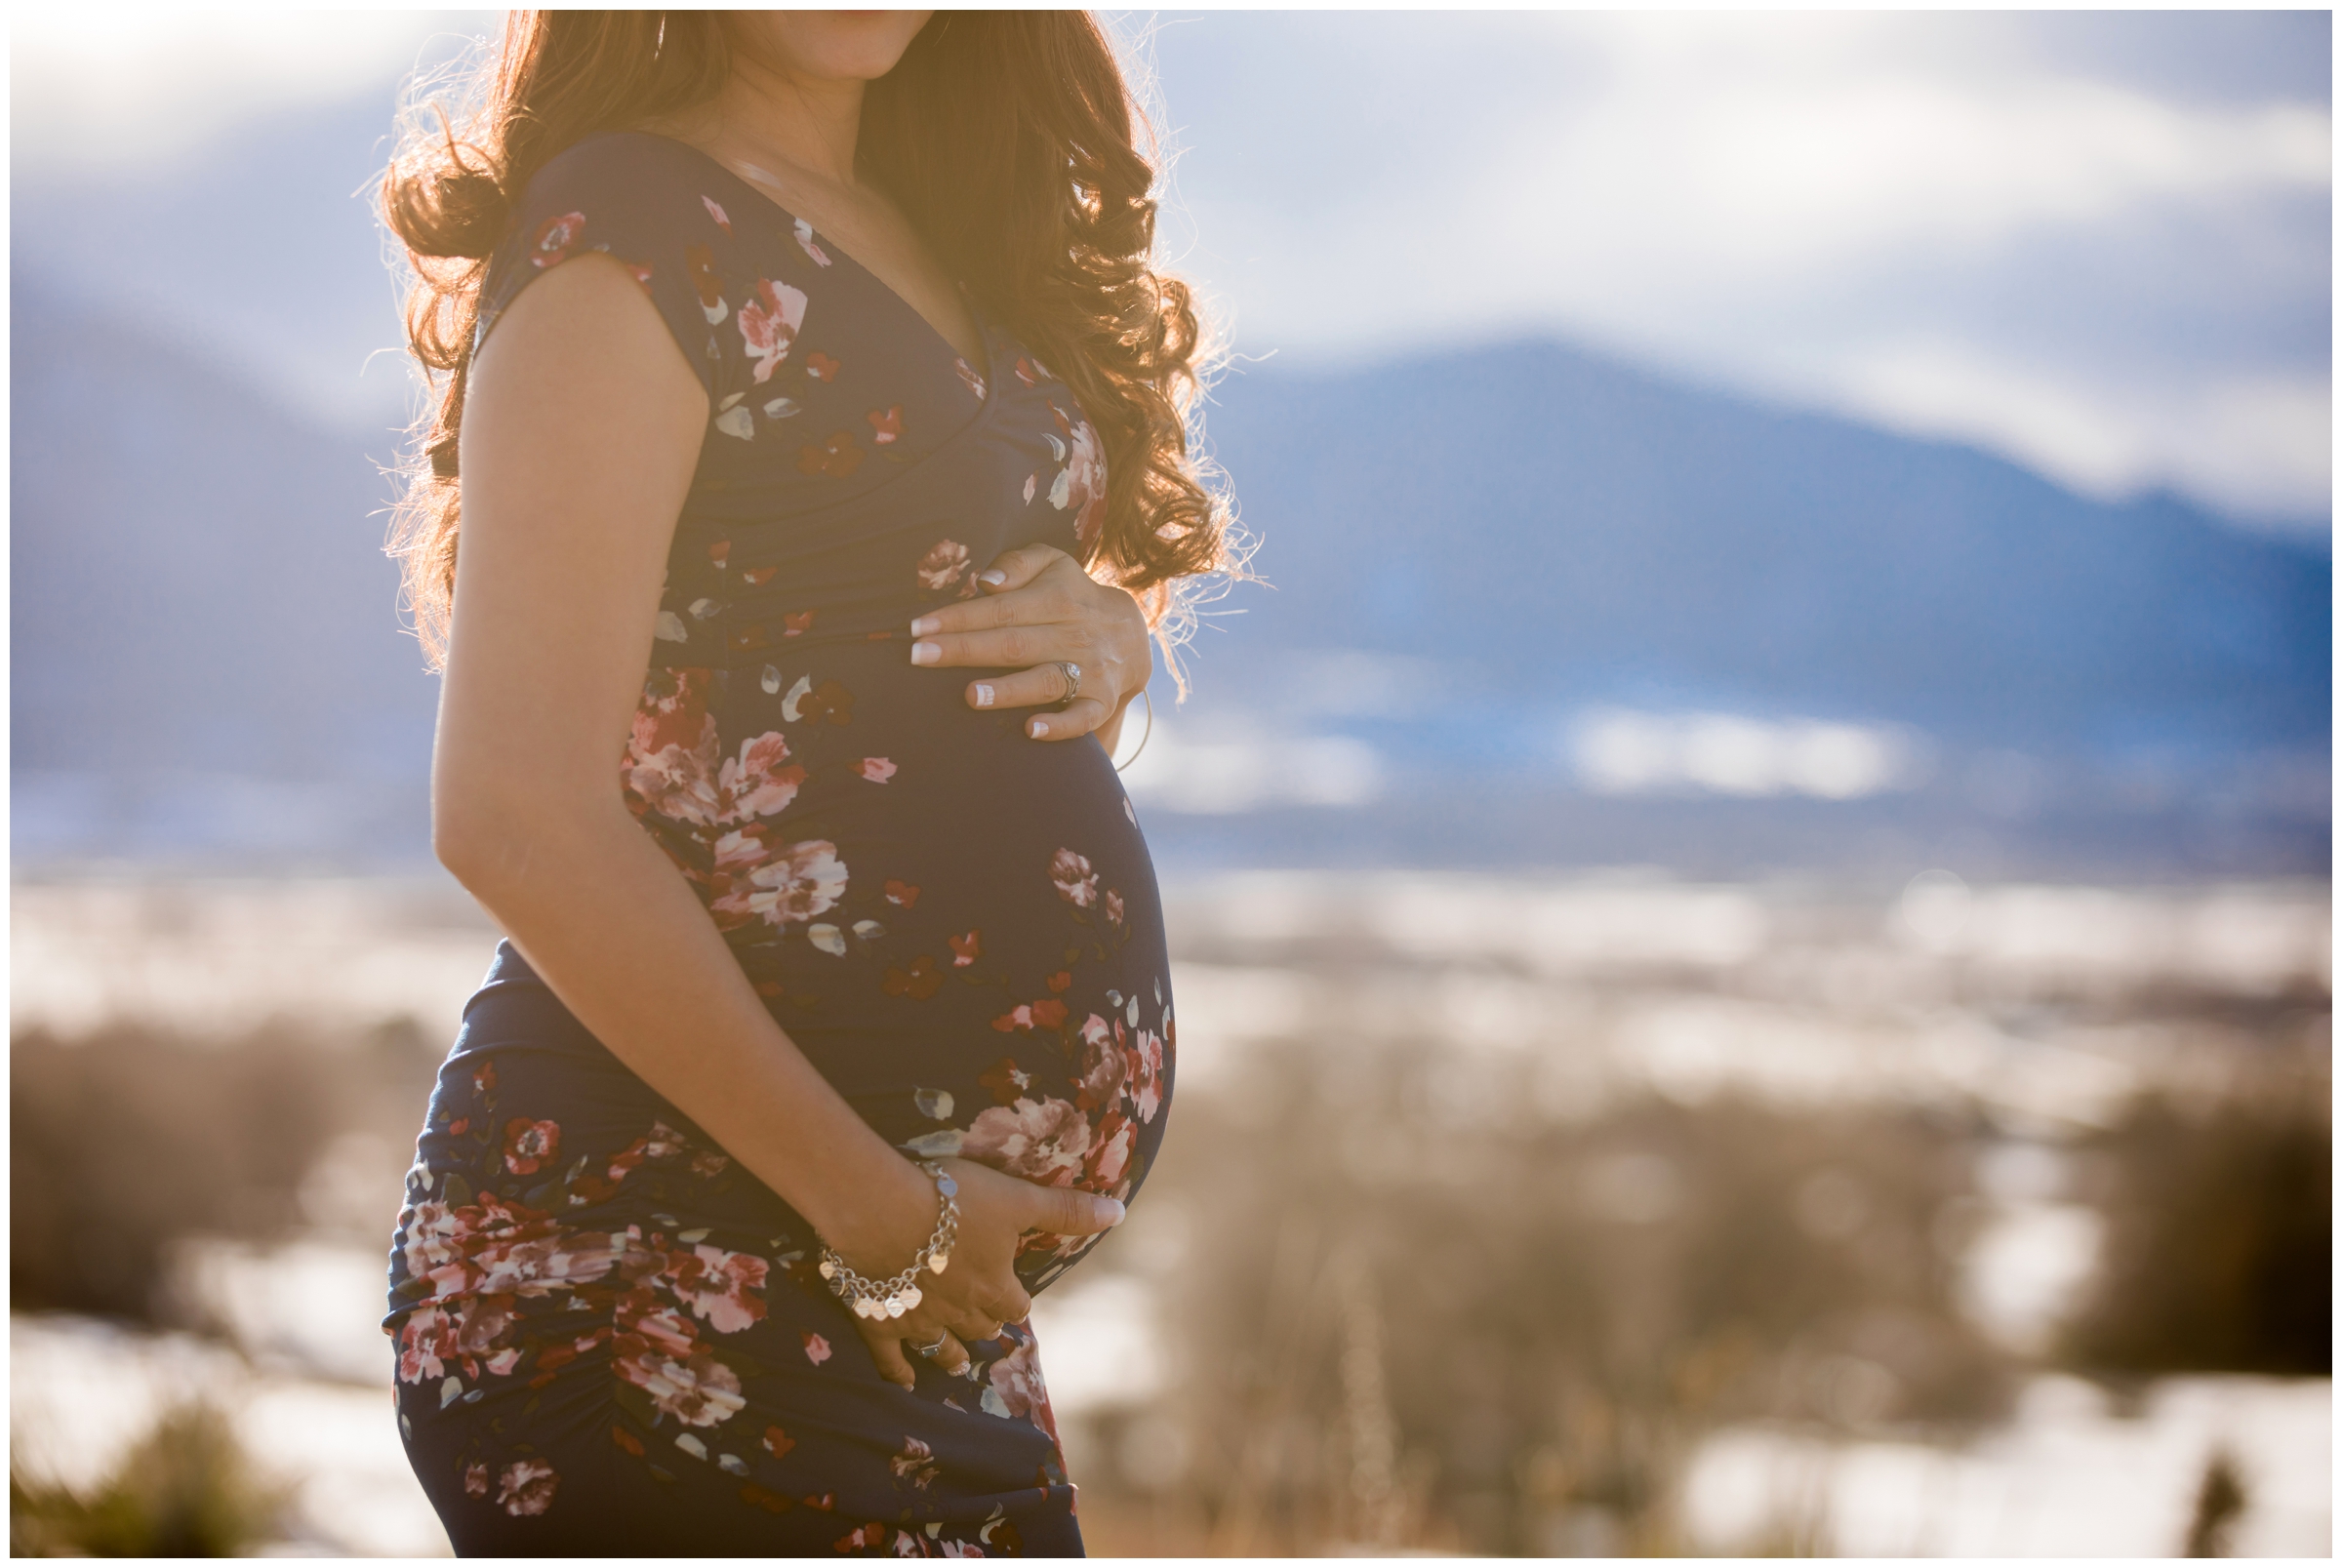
[912,1332,951,1360]
[1054,661,1082,707]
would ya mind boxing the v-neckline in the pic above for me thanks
[636,130,992,376]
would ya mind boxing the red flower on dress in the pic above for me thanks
[739,277,809,383]
[980,1057,1030,1105]
[498,1458,559,1516]
[793,218,832,267]
[685,243,726,323]
[464,1462,490,1498]
[954,358,988,401]
[915,540,972,594]
[884,879,920,907]
[530,212,586,268]
[1105,890,1126,933]
[797,431,865,478]
[882,956,944,1001]
[803,1332,832,1365]
[472,1060,498,1096]
[1030,997,1069,1030]
[948,930,983,967]
[764,1426,797,1460]
[806,350,841,382]
[1049,848,1098,908]
[855,757,897,783]
[707,540,730,569]
[503,1117,560,1176]
[1045,971,1072,993]
[666,1244,769,1334]
[960,1098,1089,1186]
[784,610,816,636]
[1048,404,1109,553]
[891,1436,940,1489]
[702,194,732,233]
[798,678,855,726]
[867,406,904,446]
[741,565,779,588]
[981,1339,1060,1444]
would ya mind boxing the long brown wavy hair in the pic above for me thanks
[383,11,1234,674]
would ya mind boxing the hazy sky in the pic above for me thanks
[13,9,2330,532]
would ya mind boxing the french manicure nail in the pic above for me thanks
[909,616,940,636]
[973,683,994,707]
[1100,1198,1127,1226]
[1030,718,1048,739]
[979,570,1007,587]
[910,641,939,665]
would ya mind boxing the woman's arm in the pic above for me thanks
[434,254,1119,1384]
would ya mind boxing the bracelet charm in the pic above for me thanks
[817,1160,960,1321]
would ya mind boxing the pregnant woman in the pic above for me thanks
[377,12,1228,1553]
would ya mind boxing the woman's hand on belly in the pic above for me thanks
[905,543,1149,751]
[837,1159,1124,1388]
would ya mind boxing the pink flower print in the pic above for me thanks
[794,217,832,266]
[685,243,727,324]
[464,1461,490,1498]
[502,1117,559,1176]
[981,1339,1060,1444]
[738,276,808,383]
[955,358,988,401]
[1073,1021,1125,1113]
[1049,848,1098,908]
[529,211,585,268]
[623,669,722,827]
[1132,1028,1165,1123]
[961,1097,1090,1186]
[497,1457,559,1516]
[1048,405,1109,553]
[868,405,904,446]
[396,1303,459,1383]
[797,430,866,478]
[401,1200,464,1278]
[666,1244,770,1334]
[615,1346,745,1427]
[1105,889,1125,932]
[891,1436,940,1489]
[803,1331,832,1365]
[702,194,732,233]
[1085,1107,1136,1190]
[1023,473,1036,505]
[718,731,804,820]
[856,757,897,784]
[915,540,972,593]
[714,836,847,928]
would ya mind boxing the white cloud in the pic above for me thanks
[11,11,496,177]
[1140,12,2332,528]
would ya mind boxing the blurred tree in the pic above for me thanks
[10,1402,284,1556]
[2062,1093,2331,1376]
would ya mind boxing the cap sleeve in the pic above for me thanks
[475,133,750,406]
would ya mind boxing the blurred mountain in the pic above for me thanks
[1199,342,2329,755]
[10,275,439,866]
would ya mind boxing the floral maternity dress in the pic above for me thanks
[382,132,1173,1556]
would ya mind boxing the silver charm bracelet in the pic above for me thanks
[816,1159,960,1320]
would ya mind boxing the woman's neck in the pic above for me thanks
[701,51,866,195]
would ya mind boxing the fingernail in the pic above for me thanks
[910,641,939,665]
[909,616,940,637]
[1030,718,1048,739]
[978,570,1007,587]
[973,683,994,708]
[1098,1197,1126,1226]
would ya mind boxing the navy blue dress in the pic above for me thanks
[382,132,1174,1556]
